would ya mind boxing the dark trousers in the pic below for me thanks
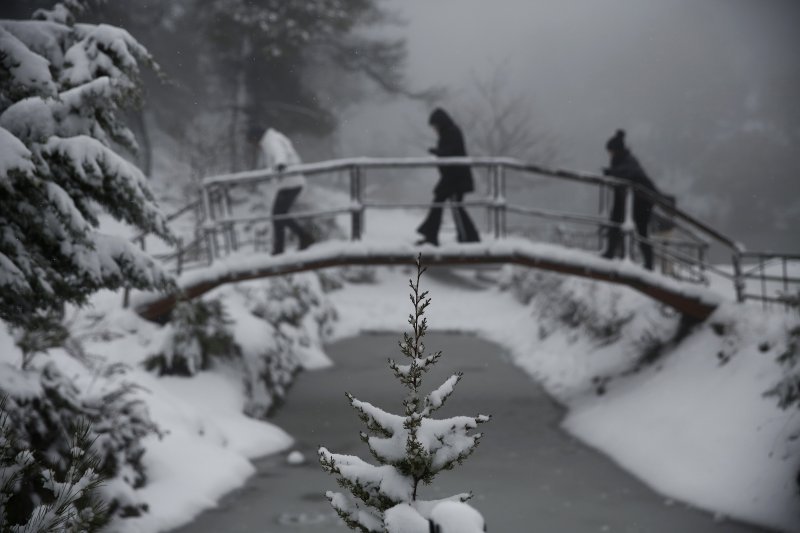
[603,195,654,270]
[417,192,480,244]
[272,186,312,255]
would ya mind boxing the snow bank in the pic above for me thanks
[563,303,800,531]
[329,265,800,532]
[51,290,295,533]
[112,368,292,533]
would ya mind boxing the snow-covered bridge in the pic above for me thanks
[131,157,797,322]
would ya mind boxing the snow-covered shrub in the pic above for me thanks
[145,299,239,376]
[317,266,378,292]
[144,273,335,417]
[0,1,173,327]
[317,269,346,292]
[236,273,336,417]
[319,257,489,532]
[240,331,297,419]
[765,326,800,410]
[0,360,158,527]
[500,268,633,343]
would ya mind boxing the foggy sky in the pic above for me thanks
[338,0,800,251]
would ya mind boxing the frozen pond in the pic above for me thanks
[172,332,769,532]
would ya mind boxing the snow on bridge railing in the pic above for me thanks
[199,158,730,275]
[737,251,800,311]
[135,156,798,309]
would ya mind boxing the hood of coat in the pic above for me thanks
[429,108,457,133]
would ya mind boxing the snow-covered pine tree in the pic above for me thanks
[319,256,490,532]
[0,0,172,327]
[1,399,110,531]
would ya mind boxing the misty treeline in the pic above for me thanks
[1,0,412,179]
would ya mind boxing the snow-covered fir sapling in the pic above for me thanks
[319,255,490,532]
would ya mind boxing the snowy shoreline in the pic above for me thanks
[4,265,796,533]
[329,266,800,533]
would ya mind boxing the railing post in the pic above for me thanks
[760,255,768,310]
[621,184,635,261]
[490,164,504,239]
[201,185,216,264]
[223,186,237,252]
[497,164,507,238]
[698,245,707,283]
[486,167,495,236]
[349,165,364,240]
[598,183,607,251]
[176,237,184,276]
[732,252,745,303]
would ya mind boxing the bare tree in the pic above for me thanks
[455,60,557,165]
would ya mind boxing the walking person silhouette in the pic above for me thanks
[416,108,481,246]
[258,128,314,255]
[601,129,658,270]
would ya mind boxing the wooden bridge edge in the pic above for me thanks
[135,253,717,323]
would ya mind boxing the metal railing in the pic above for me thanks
[135,156,797,309]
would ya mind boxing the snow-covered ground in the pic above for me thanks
[4,187,797,532]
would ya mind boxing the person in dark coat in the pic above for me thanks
[416,108,481,245]
[601,129,657,270]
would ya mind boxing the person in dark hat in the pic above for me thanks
[416,108,481,245]
[601,129,658,270]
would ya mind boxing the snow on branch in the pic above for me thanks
[64,23,153,90]
[0,6,170,326]
[0,26,57,102]
[41,135,168,235]
[0,126,34,186]
[0,20,71,68]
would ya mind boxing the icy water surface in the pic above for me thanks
[173,333,770,533]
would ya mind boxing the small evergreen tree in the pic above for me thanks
[144,298,239,376]
[0,0,172,327]
[319,256,490,532]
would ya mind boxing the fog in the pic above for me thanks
[338,0,800,252]
[2,0,795,252]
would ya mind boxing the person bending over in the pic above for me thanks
[258,128,314,255]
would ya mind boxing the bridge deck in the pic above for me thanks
[133,239,722,323]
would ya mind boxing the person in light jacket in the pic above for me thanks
[258,128,314,255]
[416,108,481,245]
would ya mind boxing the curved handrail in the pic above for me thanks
[127,156,798,309]
[201,156,741,254]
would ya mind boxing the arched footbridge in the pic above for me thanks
[130,157,799,322]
